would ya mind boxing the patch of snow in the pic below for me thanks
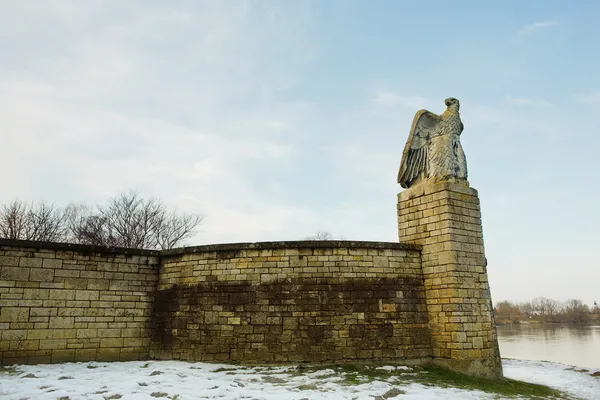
[376,365,412,372]
[0,360,495,400]
[503,358,600,400]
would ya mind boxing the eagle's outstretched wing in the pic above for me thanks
[397,110,440,188]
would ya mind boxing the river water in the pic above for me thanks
[497,323,600,369]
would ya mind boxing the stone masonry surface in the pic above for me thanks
[0,240,159,365]
[397,180,502,377]
[152,245,430,363]
[0,240,432,366]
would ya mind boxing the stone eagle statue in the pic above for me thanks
[397,97,468,188]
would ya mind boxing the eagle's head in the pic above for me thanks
[444,97,460,109]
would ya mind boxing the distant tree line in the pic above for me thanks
[0,191,204,250]
[495,297,600,324]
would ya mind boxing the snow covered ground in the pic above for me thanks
[0,358,598,400]
[503,358,600,400]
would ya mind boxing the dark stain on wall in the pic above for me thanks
[151,277,431,363]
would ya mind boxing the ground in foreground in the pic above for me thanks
[0,358,598,400]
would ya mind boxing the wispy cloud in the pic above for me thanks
[370,90,429,109]
[505,96,550,107]
[0,1,320,244]
[576,92,600,105]
[518,20,560,35]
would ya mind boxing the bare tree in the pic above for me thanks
[65,203,107,246]
[528,297,563,322]
[305,230,334,240]
[519,301,534,317]
[531,297,551,315]
[0,200,28,240]
[544,298,562,316]
[562,299,590,322]
[67,191,204,249]
[1,191,204,250]
[494,301,523,323]
[26,201,68,241]
[0,200,66,241]
[157,211,205,250]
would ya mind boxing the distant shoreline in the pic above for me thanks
[496,319,600,326]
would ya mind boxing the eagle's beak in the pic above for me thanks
[444,99,452,107]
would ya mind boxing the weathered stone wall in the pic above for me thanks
[0,240,159,365]
[397,181,502,377]
[0,200,503,378]
[151,242,431,364]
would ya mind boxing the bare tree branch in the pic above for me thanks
[27,201,67,241]
[157,212,205,250]
[0,200,66,241]
[0,200,28,239]
[65,191,204,249]
[305,230,334,240]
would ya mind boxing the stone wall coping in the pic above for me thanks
[161,240,421,256]
[0,238,421,257]
[0,238,161,257]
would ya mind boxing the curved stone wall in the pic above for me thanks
[151,241,431,364]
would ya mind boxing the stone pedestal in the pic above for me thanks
[397,180,502,378]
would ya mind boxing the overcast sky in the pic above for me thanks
[1,1,599,306]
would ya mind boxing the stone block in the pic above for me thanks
[74,348,97,361]
[472,336,484,349]
[453,332,467,343]
[27,329,54,340]
[40,282,64,289]
[52,329,77,339]
[23,289,50,300]
[0,267,29,281]
[0,256,20,267]
[9,340,40,351]
[18,299,43,307]
[0,307,29,322]
[381,303,397,313]
[19,258,43,268]
[49,317,75,329]
[39,339,67,350]
[282,318,298,330]
[29,268,55,282]
[109,280,130,291]
[1,329,27,340]
[66,300,90,308]
[251,312,267,325]
[86,279,110,290]
[121,328,141,338]
[65,278,89,289]
[51,349,76,363]
[49,290,76,300]
[124,338,146,348]
[98,328,122,338]
[100,338,124,348]
[75,290,100,301]
[42,259,62,269]
[75,329,98,339]
[120,350,143,361]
